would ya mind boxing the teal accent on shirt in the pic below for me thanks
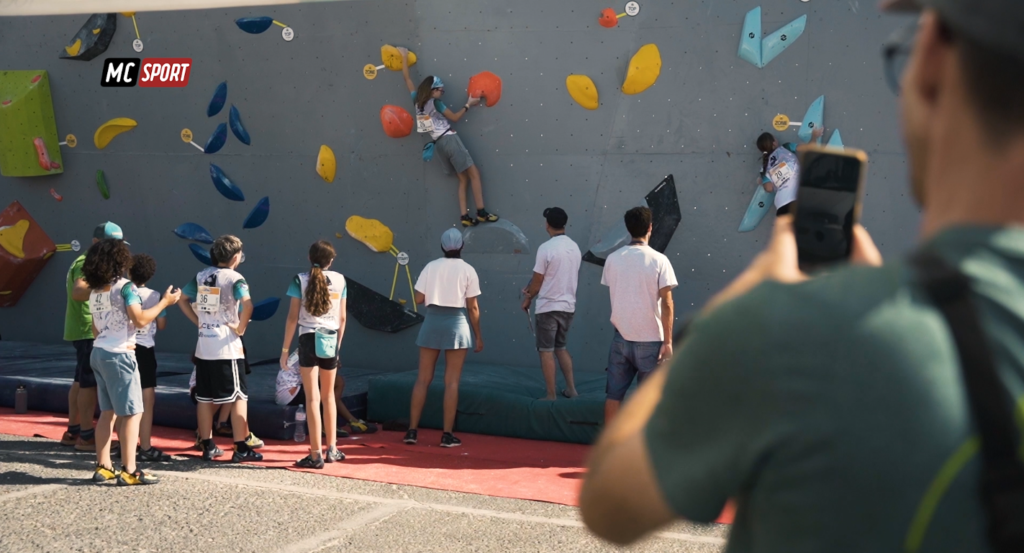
[182,278,197,299]
[121,282,141,306]
[341,283,347,299]
[158,309,166,318]
[783,142,798,154]
[287,275,302,299]
[233,279,249,300]
[410,91,447,114]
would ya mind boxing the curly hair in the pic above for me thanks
[129,253,156,286]
[304,240,337,317]
[82,239,132,290]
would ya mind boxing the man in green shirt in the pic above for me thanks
[62,222,127,451]
[581,1,1024,551]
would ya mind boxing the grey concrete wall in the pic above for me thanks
[0,0,919,373]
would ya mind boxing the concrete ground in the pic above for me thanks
[0,433,728,552]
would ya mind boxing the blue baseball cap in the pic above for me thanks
[93,221,128,244]
[441,227,463,251]
[432,76,445,89]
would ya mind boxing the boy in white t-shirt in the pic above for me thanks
[129,254,172,463]
[177,235,262,463]
[600,207,678,423]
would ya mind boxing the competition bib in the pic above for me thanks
[770,162,795,189]
[196,286,221,313]
[136,326,150,336]
[416,114,434,134]
[92,291,112,314]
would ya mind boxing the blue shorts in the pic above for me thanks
[605,331,662,401]
[416,306,472,350]
[89,348,144,417]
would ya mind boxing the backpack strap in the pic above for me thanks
[911,251,1024,551]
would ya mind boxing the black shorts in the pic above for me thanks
[73,339,96,389]
[297,333,339,370]
[136,345,158,389]
[536,311,574,351]
[194,358,248,404]
[776,203,793,216]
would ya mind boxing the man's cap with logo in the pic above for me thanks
[440,227,463,252]
[93,221,128,244]
[881,0,1024,62]
[543,207,568,229]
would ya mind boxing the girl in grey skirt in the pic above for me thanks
[404,228,484,448]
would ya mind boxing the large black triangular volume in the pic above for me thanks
[646,174,681,253]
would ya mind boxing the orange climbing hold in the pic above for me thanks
[599,8,618,28]
[380,105,413,138]
[468,71,502,107]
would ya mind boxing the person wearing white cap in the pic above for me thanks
[404,228,484,448]
[398,47,500,229]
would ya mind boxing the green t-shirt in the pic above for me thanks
[63,254,93,341]
[644,226,1024,553]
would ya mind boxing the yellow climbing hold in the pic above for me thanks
[622,44,662,95]
[64,39,82,57]
[316,145,336,183]
[93,118,137,149]
[381,45,417,71]
[345,216,394,253]
[566,75,599,110]
[0,220,29,259]
[92,28,101,35]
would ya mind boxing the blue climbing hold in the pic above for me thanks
[739,176,777,232]
[243,196,270,229]
[229,105,250,146]
[235,17,274,34]
[827,129,844,149]
[207,81,227,117]
[798,95,825,144]
[251,297,281,322]
[761,15,807,67]
[737,7,762,68]
[204,123,228,154]
[189,243,214,266]
[209,164,245,202]
[173,222,214,244]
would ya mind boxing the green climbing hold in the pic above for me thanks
[95,169,110,199]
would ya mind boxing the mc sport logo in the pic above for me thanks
[101,58,192,88]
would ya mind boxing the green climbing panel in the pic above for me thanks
[0,70,63,177]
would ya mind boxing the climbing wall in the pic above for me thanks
[0,0,919,372]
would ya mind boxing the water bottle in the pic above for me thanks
[14,385,27,414]
[294,405,306,442]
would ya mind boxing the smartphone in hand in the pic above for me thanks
[792,144,869,272]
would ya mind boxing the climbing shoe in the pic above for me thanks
[476,209,499,223]
[348,420,378,435]
[325,448,345,463]
[117,467,159,486]
[213,422,233,437]
[201,442,224,461]
[244,432,264,449]
[61,431,79,446]
[402,429,418,445]
[295,454,325,469]
[231,445,263,463]
[461,214,478,227]
[136,447,172,463]
[91,464,118,484]
[440,432,462,448]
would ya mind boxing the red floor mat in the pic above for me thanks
[0,409,734,524]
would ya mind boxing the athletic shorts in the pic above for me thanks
[135,345,158,389]
[605,331,663,401]
[536,311,574,352]
[297,333,340,370]
[436,134,474,176]
[194,358,248,404]
[89,348,143,417]
[776,202,793,216]
[73,339,97,389]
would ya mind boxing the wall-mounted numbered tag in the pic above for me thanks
[196,286,221,313]
[282,27,295,41]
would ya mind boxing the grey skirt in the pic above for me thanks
[416,306,472,350]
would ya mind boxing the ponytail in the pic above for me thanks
[756,132,776,176]
[304,240,337,317]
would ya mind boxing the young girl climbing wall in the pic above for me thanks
[398,47,500,228]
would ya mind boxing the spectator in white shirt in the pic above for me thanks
[522,207,582,400]
[600,207,678,423]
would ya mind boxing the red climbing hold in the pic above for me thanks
[379,105,413,138]
[599,8,618,28]
[32,138,59,171]
[468,71,502,107]
[49,188,62,202]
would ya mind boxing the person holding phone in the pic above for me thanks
[581,0,1024,550]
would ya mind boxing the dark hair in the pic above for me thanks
[624,207,652,239]
[129,254,156,286]
[304,240,336,317]
[210,235,242,266]
[543,207,568,230]
[956,32,1024,144]
[81,239,132,290]
[415,77,436,111]
[443,248,462,259]
[757,132,776,174]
